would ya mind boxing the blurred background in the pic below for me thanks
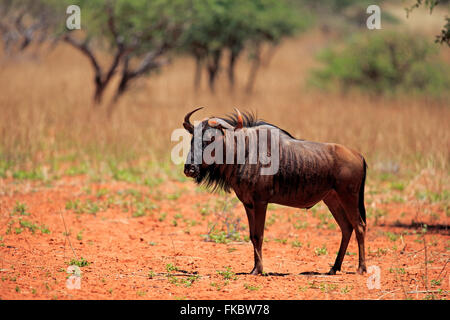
[0,0,449,189]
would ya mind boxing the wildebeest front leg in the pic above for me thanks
[244,202,267,275]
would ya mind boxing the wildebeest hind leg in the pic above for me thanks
[323,192,353,275]
[335,191,367,275]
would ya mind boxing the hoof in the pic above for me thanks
[328,268,338,275]
[357,266,367,275]
[250,267,263,275]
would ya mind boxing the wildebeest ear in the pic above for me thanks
[208,118,233,135]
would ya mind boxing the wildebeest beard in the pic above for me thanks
[195,163,231,192]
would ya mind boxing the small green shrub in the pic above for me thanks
[67,257,90,267]
[310,32,450,97]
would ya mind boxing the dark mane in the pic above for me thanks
[194,110,300,193]
[195,164,234,193]
[219,111,297,139]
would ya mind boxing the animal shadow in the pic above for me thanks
[299,271,356,276]
[236,272,290,277]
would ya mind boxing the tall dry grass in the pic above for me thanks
[0,29,448,177]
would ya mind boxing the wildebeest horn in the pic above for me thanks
[234,108,243,130]
[183,107,203,133]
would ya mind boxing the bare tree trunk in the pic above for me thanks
[63,5,126,105]
[64,34,125,105]
[108,50,169,117]
[93,76,105,105]
[246,45,261,94]
[107,57,130,117]
[228,49,240,91]
[261,43,278,67]
[194,55,202,92]
[207,49,222,93]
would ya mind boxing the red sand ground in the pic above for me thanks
[0,176,448,300]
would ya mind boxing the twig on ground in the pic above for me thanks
[423,233,429,293]
[436,258,449,282]
[407,290,447,294]
[376,288,401,300]
[59,208,78,261]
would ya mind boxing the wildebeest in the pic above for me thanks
[183,107,367,275]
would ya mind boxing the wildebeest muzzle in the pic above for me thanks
[184,164,200,178]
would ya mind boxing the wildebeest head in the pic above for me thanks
[182,107,243,182]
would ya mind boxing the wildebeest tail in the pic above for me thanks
[359,157,367,224]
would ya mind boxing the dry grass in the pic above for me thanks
[0,28,448,177]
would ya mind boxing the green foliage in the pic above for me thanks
[314,244,328,256]
[165,263,179,273]
[12,169,44,180]
[0,160,10,178]
[244,283,260,291]
[71,0,187,50]
[12,202,31,216]
[291,240,303,248]
[181,0,310,89]
[310,32,450,97]
[181,0,306,52]
[415,189,449,203]
[202,226,242,244]
[217,266,238,280]
[300,0,376,13]
[67,257,90,267]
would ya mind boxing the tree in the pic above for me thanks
[181,0,308,93]
[0,0,63,56]
[63,0,187,108]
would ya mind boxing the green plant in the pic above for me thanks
[244,283,260,291]
[293,220,308,230]
[291,240,303,248]
[385,232,399,242]
[136,290,146,297]
[217,267,238,280]
[167,191,181,201]
[431,279,441,286]
[274,238,287,244]
[67,257,90,267]
[158,212,167,222]
[202,220,243,244]
[310,32,450,97]
[19,220,39,234]
[314,245,328,256]
[390,181,405,191]
[341,285,352,294]
[182,274,200,287]
[182,0,309,91]
[319,283,338,293]
[12,202,31,216]
[40,225,51,234]
[165,263,179,273]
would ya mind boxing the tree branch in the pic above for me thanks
[63,34,102,78]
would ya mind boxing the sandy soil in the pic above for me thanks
[0,176,448,300]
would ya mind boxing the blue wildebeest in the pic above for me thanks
[183,107,367,275]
